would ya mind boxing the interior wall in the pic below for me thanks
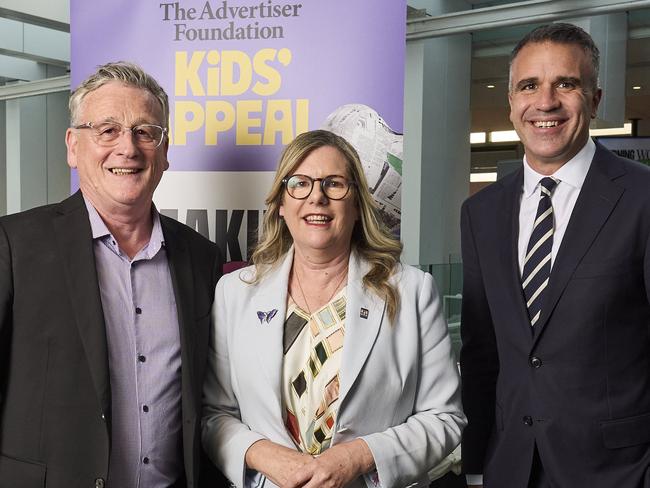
[46,90,70,203]
[2,88,69,216]
[0,0,69,24]
[0,101,5,216]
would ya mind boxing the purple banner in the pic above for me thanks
[71,1,406,173]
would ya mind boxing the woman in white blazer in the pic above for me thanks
[202,130,465,488]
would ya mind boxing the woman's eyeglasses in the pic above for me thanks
[282,174,355,200]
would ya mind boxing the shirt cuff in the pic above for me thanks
[466,474,483,485]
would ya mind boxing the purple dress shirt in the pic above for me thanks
[85,200,183,488]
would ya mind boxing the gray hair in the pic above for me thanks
[69,61,169,127]
[509,23,600,91]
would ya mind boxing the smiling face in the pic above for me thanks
[279,145,359,260]
[65,81,169,218]
[508,41,602,174]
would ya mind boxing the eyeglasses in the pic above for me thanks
[282,174,356,200]
[74,121,168,148]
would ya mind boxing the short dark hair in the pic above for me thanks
[509,23,600,89]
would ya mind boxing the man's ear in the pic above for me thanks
[65,128,78,169]
[162,137,170,171]
[591,87,603,118]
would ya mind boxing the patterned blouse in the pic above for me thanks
[281,288,347,455]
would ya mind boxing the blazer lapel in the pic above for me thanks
[52,192,111,417]
[161,220,197,407]
[533,147,625,341]
[248,251,293,410]
[490,169,534,341]
[501,169,534,336]
[338,251,384,407]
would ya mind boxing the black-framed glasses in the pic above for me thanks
[282,174,356,200]
[74,121,168,148]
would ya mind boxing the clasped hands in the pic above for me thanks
[245,438,375,488]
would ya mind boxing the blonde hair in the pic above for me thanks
[69,61,169,127]
[250,129,403,321]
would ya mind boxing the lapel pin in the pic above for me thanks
[257,309,278,324]
[360,308,369,319]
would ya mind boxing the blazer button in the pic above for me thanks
[95,478,105,488]
[523,415,533,426]
[530,356,542,368]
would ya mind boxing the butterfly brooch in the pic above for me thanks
[257,309,278,324]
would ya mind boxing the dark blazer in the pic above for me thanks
[0,191,222,488]
[460,143,650,487]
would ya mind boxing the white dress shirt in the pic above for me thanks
[517,138,595,274]
[466,138,594,487]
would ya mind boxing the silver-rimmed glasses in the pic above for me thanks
[282,174,356,200]
[74,121,168,148]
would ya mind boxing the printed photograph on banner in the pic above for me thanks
[70,0,406,256]
[322,104,402,235]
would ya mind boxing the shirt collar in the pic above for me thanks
[522,138,595,199]
[84,197,111,240]
[83,195,165,259]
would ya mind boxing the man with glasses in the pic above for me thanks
[0,62,224,488]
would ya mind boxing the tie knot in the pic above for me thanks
[539,177,558,196]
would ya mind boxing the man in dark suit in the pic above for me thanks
[0,62,224,488]
[460,24,650,487]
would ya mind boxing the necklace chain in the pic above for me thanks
[293,265,348,316]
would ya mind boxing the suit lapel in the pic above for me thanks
[52,192,111,416]
[248,251,293,411]
[244,251,385,417]
[338,251,384,407]
[492,169,534,341]
[533,147,625,342]
[161,219,198,408]
[502,169,533,334]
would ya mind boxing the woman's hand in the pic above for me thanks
[283,439,375,488]
[244,439,312,486]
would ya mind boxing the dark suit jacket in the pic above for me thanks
[0,191,223,488]
[460,143,650,487]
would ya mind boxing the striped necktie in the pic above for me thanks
[522,177,558,326]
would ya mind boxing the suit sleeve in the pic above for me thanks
[360,271,466,487]
[201,276,265,488]
[211,242,224,290]
[0,222,13,412]
[645,206,650,307]
[459,200,500,474]
[199,240,229,488]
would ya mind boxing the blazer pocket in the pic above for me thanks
[572,258,641,280]
[0,453,46,488]
[601,411,650,449]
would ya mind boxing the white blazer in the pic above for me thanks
[202,249,465,488]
